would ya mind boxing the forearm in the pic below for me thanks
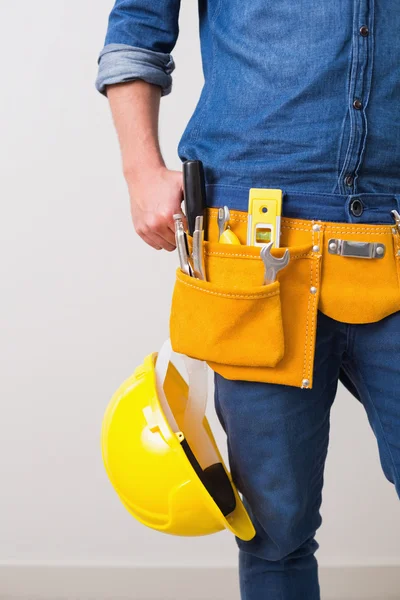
[97,0,183,250]
[96,1,182,179]
[107,80,164,181]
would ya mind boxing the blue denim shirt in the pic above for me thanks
[96,1,400,224]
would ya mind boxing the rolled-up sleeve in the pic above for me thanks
[95,0,181,97]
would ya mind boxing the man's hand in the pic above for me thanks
[107,80,186,251]
[126,166,186,251]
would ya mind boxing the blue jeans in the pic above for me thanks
[214,308,400,599]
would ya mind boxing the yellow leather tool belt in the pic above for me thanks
[169,208,400,389]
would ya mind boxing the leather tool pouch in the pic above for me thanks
[170,247,285,369]
[169,208,400,390]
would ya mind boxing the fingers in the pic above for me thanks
[148,211,186,252]
[162,216,178,249]
[131,189,187,251]
[136,221,176,252]
[150,231,176,252]
[141,234,162,250]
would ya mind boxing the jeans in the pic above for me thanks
[214,305,400,600]
[212,190,400,599]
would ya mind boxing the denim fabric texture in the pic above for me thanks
[96,44,175,97]
[97,2,400,599]
[215,308,400,600]
[97,0,400,210]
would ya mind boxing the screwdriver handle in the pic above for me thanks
[183,160,208,240]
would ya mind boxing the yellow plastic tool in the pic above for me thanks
[101,340,256,540]
[217,206,241,244]
[219,228,241,244]
[247,188,283,247]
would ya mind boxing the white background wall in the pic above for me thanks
[0,0,399,582]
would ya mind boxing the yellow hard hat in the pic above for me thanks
[101,339,255,540]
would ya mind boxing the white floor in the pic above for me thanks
[1,565,399,599]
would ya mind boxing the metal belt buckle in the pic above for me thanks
[328,239,386,259]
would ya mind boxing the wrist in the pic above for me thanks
[123,160,166,184]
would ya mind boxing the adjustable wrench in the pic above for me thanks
[217,206,230,241]
[260,242,290,284]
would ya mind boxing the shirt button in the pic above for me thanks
[360,25,369,36]
[345,174,354,186]
[350,198,364,217]
[353,99,363,110]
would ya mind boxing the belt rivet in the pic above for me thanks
[310,286,317,294]
[312,245,320,252]
[302,378,310,388]
[312,224,321,232]
[329,242,337,252]
[376,246,384,256]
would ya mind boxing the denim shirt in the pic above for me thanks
[96,1,400,223]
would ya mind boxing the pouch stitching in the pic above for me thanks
[283,224,391,234]
[309,223,316,384]
[177,277,280,300]
[303,225,321,387]
[302,262,312,385]
[205,250,313,260]
[281,225,314,233]
[307,225,317,382]
[308,258,315,382]
[310,229,322,382]
[224,217,248,223]
[394,233,400,290]
[307,228,322,386]
[281,222,392,235]
[323,228,391,234]
[302,227,314,385]
[308,254,320,384]
[282,219,322,227]
[209,210,393,233]
[208,208,247,223]
[282,217,391,231]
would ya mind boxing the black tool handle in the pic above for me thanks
[183,160,208,240]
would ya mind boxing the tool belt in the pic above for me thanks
[169,208,400,389]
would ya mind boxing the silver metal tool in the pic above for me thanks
[192,215,207,280]
[327,239,386,259]
[260,242,290,284]
[217,206,230,241]
[391,210,400,233]
[174,214,194,277]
